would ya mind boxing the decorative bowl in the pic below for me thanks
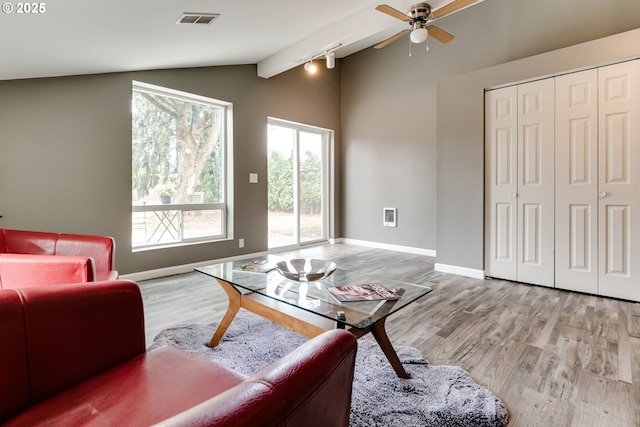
[275,258,337,282]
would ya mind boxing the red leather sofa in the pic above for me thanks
[0,228,118,288]
[0,280,358,426]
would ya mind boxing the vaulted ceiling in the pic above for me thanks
[0,0,483,81]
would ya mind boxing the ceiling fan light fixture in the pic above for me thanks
[304,61,317,74]
[410,26,428,44]
[325,51,335,69]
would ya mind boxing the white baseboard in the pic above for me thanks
[339,238,436,257]
[434,263,485,279]
[123,240,441,282]
[121,250,269,282]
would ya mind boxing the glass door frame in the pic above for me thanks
[267,117,332,250]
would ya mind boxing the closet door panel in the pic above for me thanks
[517,79,555,287]
[598,60,640,301]
[485,86,518,280]
[522,203,542,265]
[555,69,598,293]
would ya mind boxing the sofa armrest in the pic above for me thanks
[0,253,96,289]
[0,290,30,423]
[154,329,357,427]
[15,280,146,404]
[56,233,116,278]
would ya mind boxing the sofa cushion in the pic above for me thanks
[2,346,247,427]
[1,229,57,255]
[0,254,95,289]
[0,229,118,281]
[19,281,146,403]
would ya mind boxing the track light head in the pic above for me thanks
[325,51,335,69]
[304,61,317,73]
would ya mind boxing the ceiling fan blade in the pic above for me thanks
[375,4,411,22]
[432,0,477,19]
[374,30,409,49]
[427,25,455,43]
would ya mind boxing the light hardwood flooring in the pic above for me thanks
[138,243,640,427]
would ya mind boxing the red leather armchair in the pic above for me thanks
[0,228,117,289]
[0,280,357,427]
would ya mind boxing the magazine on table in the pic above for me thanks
[327,283,401,302]
[234,259,276,274]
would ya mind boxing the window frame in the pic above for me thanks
[131,81,234,251]
[267,117,331,249]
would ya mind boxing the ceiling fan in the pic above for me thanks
[374,0,477,49]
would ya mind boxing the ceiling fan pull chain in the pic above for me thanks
[426,35,430,51]
[409,36,412,57]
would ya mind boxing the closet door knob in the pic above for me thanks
[599,191,607,198]
[511,192,518,198]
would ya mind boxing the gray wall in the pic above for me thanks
[3,0,640,276]
[341,0,640,265]
[0,64,341,274]
[437,28,640,271]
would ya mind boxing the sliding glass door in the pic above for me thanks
[267,118,330,249]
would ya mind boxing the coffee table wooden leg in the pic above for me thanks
[208,279,241,347]
[370,320,410,379]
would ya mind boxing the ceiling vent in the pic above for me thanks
[176,13,219,25]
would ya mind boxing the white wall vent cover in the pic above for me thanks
[176,13,219,25]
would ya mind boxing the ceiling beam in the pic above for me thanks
[256,0,483,78]
[257,1,413,78]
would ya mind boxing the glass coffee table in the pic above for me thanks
[195,255,432,378]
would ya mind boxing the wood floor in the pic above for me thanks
[138,243,640,427]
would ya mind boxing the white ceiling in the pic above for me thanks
[0,0,482,81]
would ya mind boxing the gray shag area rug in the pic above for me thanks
[151,310,509,427]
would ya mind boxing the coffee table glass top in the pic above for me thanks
[195,255,432,329]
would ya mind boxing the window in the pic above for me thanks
[131,81,232,250]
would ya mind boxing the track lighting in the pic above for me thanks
[304,61,317,74]
[325,51,335,69]
[299,43,341,74]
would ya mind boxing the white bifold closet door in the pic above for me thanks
[597,60,640,301]
[555,61,640,301]
[488,59,640,302]
[555,69,599,294]
[485,78,555,287]
[485,85,518,282]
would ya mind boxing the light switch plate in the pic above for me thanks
[249,173,258,183]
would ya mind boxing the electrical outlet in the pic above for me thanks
[239,238,244,248]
